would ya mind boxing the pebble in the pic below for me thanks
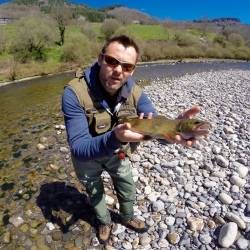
[187,217,204,232]
[218,192,233,204]
[3,231,11,244]
[218,222,238,248]
[215,155,229,168]
[230,175,246,187]
[152,200,165,212]
[226,212,246,229]
[236,237,249,250]
[236,163,248,178]
[9,216,24,227]
[167,232,180,245]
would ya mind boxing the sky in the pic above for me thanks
[72,0,250,24]
[0,0,249,24]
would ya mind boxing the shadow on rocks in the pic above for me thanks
[36,181,96,233]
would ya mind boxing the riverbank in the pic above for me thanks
[0,58,249,88]
[0,68,249,249]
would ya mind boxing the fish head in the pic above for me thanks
[178,119,211,139]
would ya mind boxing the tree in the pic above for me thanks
[9,15,56,62]
[50,0,72,46]
[0,29,7,54]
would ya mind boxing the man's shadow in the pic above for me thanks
[36,181,96,233]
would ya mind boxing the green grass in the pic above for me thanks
[126,24,170,40]
[44,47,63,63]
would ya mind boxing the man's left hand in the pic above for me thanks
[175,105,201,147]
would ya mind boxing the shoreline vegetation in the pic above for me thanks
[1,1,250,85]
[0,58,249,88]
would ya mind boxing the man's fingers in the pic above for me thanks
[178,105,201,119]
[147,112,153,119]
[139,113,144,119]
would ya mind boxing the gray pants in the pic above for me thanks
[72,155,136,224]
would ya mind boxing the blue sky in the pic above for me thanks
[0,0,249,24]
[72,0,250,24]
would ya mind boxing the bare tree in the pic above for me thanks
[50,0,72,46]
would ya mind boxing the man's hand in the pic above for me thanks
[175,106,201,147]
[114,112,153,143]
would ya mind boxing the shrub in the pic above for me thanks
[60,32,93,64]
[231,47,250,60]
[78,20,97,41]
[101,19,121,40]
[205,47,223,58]
[173,31,198,47]
[9,15,56,62]
[228,33,245,47]
[213,34,227,48]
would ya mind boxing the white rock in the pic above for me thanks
[60,147,69,153]
[112,224,125,235]
[9,216,24,227]
[122,241,132,249]
[46,222,55,231]
[230,175,246,187]
[37,143,46,150]
[165,216,175,226]
[218,222,238,248]
[152,200,165,212]
[144,185,152,195]
[215,155,229,168]
[236,238,249,250]
[236,164,248,178]
[147,192,160,202]
[226,212,246,229]
[218,192,233,204]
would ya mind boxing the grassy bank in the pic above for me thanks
[1,20,250,83]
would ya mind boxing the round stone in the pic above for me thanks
[218,222,238,248]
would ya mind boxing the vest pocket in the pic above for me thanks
[93,112,111,134]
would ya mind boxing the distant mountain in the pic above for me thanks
[104,6,158,24]
[193,17,241,25]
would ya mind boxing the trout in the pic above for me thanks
[120,116,211,142]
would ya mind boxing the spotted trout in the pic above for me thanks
[120,116,211,142]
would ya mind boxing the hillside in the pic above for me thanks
[0,0,250,82]
[105,6,158,24]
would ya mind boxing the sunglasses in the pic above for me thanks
[101,54,135,73]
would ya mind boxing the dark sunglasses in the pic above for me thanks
[101,54,135,73]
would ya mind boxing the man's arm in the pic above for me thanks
[136,92,157,116]
[62,87,121,161]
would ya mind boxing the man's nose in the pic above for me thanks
[113,64,123,73]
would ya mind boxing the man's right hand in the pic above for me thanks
[114,122,144,143]
[114,112,153,143]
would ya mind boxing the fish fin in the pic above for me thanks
[163,133,176,143]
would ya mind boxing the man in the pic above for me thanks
[62,35,199,243]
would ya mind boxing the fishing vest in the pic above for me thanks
[66,71,142,156]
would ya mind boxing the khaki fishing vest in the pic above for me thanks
[66,73,142,155]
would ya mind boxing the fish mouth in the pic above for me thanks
[194,122,211,136]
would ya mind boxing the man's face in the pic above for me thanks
[98,41,137,96]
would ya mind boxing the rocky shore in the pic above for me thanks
[0,69,249,249]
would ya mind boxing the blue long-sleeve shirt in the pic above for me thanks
[62,62,156,161]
